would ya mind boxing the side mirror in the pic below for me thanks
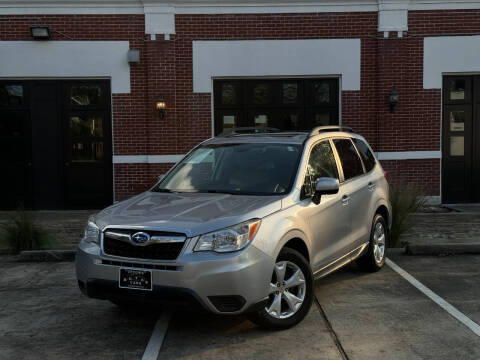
[312,177,339,205]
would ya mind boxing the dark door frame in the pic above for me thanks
[441,75,480,203]
[0,79,113,210]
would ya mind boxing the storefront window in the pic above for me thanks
[0,85,23,107]
[448,79,465,101]
[213,78,339,135]
[450,136,464,156]
[449,110,465,131]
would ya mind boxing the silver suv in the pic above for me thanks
[76,126,391,329]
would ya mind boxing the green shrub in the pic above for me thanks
[0,210,60,254]
[388,182,426,248]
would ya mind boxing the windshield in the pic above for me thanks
[153,143,302,195]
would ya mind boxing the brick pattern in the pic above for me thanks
[380,159,440,196]
[173,12,378,153]
[409,10,480,35]
[114,163,173,199]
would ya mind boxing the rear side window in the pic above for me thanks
[353,138,376,172]
[333,138,364,181]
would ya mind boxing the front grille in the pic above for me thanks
[102,229,185,260]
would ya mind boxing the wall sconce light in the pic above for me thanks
[156,96,166,119]
[389,88,399,113]
[127,49,140,64]
[30,26,50,40]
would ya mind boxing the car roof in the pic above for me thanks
[204,132,308,145]
[202,127,363,146]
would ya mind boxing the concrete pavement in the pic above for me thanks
[2,252,480,359]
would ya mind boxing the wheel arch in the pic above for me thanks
[274,230,311,263]
[375,204,390,232]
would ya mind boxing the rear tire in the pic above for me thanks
[248,247,313,330]
[356,214,387,272]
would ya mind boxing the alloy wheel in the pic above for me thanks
[265,261,306,319]
[373,222,386,263]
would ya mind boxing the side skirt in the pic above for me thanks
[313,242,368,280]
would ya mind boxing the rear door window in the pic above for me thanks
[333,138,364,181]
[353,138,376,172]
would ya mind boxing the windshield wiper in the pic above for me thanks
[205,190,239,195]
[152,188,172,193]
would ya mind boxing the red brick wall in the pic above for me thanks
[381,159,440,196]
[7,10,480,202]
[173,12,379,153]
[114,163,173,197]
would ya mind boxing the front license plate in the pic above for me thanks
[119,268,152,291]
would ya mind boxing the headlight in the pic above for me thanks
[194,219,261,253]
[83,216,100,244]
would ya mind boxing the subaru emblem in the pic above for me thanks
[130,232,150,245]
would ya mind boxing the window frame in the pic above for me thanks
[352,138,377,174]
[213,78,339,135]
[0,81,28,110]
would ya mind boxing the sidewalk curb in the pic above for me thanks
[405,243,480,255]
[18,250,76,262]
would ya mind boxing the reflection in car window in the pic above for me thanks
[333,138,364,181]
[353,138,376,173]
[303,141,339,197]
[154,143,302,195]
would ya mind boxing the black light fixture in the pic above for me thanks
[30,26,50,40]
[156,96,166,119]
[389,88,399,113]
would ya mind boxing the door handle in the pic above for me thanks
[368,182,376,191]
[342,195,350,206]
[65,162,70,167]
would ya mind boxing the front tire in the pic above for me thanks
[249,247,313,330]
[356,214,387,272]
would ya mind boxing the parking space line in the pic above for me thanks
[142,311,172,360]
[386,258,480,337]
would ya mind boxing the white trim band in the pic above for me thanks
[3,1,480,16]
[193,39,361,93]
[113,151,441,164]
[113,155,185,164]
[424,35,480,89]
[377,151,441,160]
[0,41,131,94]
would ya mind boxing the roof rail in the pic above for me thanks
[217,127,281,137]
[308,126,355,137]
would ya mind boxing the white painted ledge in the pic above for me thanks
[192,39,361,93]
[0,41,131,94]
[377,151,441,160]
[424,36,480,89]
[113,151,441,164]
[113,155,185,164]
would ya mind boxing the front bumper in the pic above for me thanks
[75,239,273,314]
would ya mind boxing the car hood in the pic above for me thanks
[95,191,283,237]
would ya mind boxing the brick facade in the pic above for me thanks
[4,9,480,201]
